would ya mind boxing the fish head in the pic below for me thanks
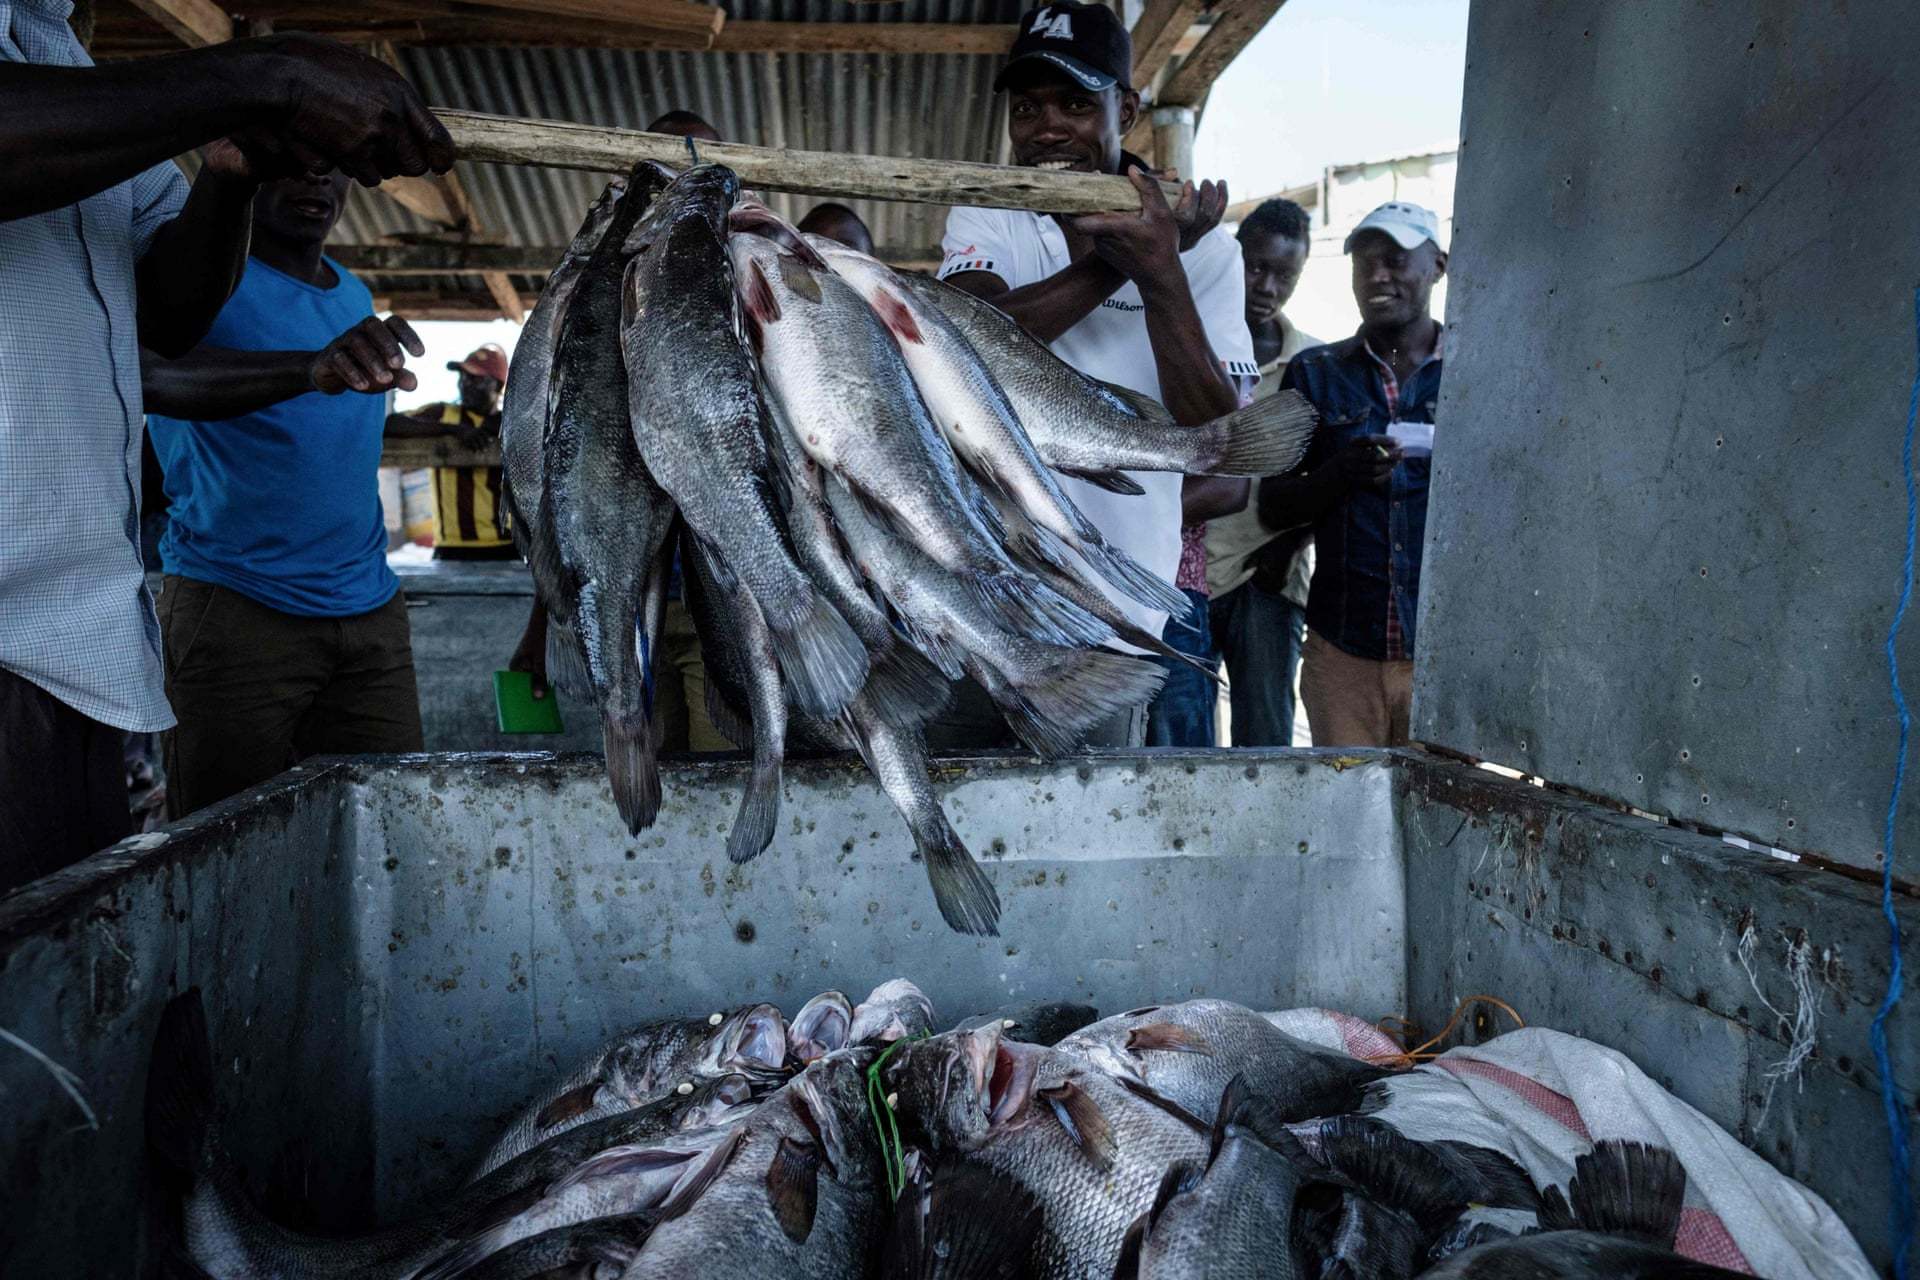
[788,990,854,1066]
[786,1052,878,1180]
[725,232,835,355]
[728,198,829,268]
[703,1001,790,1079]
[882,1024,1021,1154]
[849,979,935,1046]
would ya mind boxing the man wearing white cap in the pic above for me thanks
[1257,201,1447,747]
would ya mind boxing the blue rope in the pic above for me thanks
[1874,285,1919,1279]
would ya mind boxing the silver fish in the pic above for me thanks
[885,1024,1210,1278]
[470,1003,788,1182]
[894,269,1318,480]
[827,476,1165,758]
[842,693,999,936]
[620,1052,887,1277]
[808,235,1186,622]
[729,231,1105,651]
[1055,999,1386,1127]
[623,165,868,720]
[850,978,937,1045]
[533,160,678,835]
[145,992,753,1280]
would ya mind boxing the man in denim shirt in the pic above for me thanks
[1257,202,1446,747]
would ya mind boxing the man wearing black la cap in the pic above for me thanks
[930,0,1256,750]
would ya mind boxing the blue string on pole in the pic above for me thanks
[1873,285,1919,1279]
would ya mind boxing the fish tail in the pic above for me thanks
[883,1163,1039,1279]
[725,739,783,867]
[860,644,955,729]
[1199,388,1320,476]
[968,570,1110,648]
[1558,1139,1689,1246]
[146,989,218,1182]
[998,650,1167,758]
[916,807,1001,937]
[1077,537,1189,618]
[603,710,662,836]
[767,592,869,718]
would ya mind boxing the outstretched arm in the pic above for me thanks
[142,315,422,420]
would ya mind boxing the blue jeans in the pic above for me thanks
[1208,580,1306,747]
[1146,588,1219,748]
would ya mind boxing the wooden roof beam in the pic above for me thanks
[453,0,721,43]
[123,0,233,46]
[334,240,941,274]
[1129,0,1206,91]
[1157,0,1289,107]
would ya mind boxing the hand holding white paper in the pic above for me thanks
[1386,420,1435,458]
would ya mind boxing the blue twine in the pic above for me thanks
[1874,285,1919,1278]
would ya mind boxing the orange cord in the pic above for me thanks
[1363,994,1526,1069]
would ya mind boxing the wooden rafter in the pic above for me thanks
[1129,0,1206,91]
[123,0,231,45]
[1157,0,1289,108]
[455,0,722,43]
[335,241,938,274]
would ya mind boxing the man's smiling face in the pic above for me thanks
[1350,229,1446,331]
[1006,68,1138,177]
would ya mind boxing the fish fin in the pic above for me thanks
[1114,1075,1212,1133]
[1304,1115,1476,1230]
[996,690,1080,760]
[1075,537,1189,618]
[777,253,825,304]
[967,570,1110,648]
[532,1081,603,1131]
[1563,1139,1688,1246]
[1149,1159,1201,1225]
[890,608,969,682]
[861,644,955,729]
[603,711,662,836]
[145,989,217,1181]
[1536,1182,1577,1233]
[766,1136,822,1244]
[997,650,1168,757]
[1058,467,1145,496]
[544,613,592,700]
[869,287,925,345]
[659,1123,749,1218]
[1127,1022,1215,1057]
[703,679,753,750]
[1097,378,1177,425]
[443,1178,549,1245]
[1209,1072,1248,1165]
[1197,388,1320,476]
[737,258,781,354]
[915,801,1000,937]
[886,1163,1042,1280]
[1038,1079,1116,1172]
[767,592,869,718]
[725,746,782,865]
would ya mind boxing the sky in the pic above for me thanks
[396,0,1471,387]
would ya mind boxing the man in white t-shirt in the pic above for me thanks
[928,0,1257,749]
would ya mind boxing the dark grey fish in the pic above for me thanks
[885,1025,1210,1278]
[533,160,679,835]
[470,1004,788,1182]
[623,164,868,720]
[894,269,1318,479]
[438,1211,658,1280]
[1055,999,1386,1127]
[145,991,753,1280]
[679,527,787,865]
[1416,1232,1749,1279]
[952,1001,1100,1048]
[881,1161,1042,1280]
[1115,1078,1309,1280]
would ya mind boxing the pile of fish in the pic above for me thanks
[149,984,1755,1279]
[500,161,1317,936]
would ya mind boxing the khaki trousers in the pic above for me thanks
[161,576,424,818]
[652,598,729,753]
[1299,628,1414,748]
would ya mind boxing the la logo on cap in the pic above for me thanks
[1030,7,1073,39]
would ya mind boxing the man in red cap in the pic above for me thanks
[387,342,515,560]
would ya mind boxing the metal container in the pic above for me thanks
[0,749,1909,1273]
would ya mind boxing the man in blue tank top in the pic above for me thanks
[147,170,427,816]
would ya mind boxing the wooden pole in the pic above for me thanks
[436,109,1179,214]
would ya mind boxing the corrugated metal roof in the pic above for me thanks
[337,0,1027,301]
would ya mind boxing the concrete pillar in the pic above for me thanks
[1151,105,1196,180]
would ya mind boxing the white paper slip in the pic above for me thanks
[1386,419,1435,457]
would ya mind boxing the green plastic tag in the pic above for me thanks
[493,670,564,734]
